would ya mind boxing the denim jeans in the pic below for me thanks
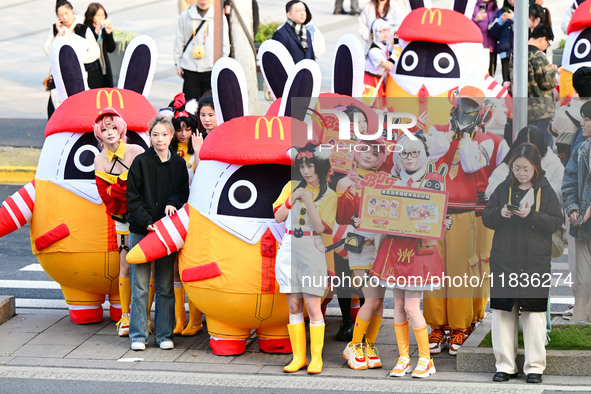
[129,232,176,345]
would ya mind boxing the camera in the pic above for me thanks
[193,46,204,59]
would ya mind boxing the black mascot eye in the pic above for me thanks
[570,29,591,65]
[218,164,290,218]
[396,41,459,78]
[401,50,419,72]
[64,133,101,180]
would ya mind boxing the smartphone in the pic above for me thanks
[479,3,486,12]
[573,214,585,228]
[507,204,519,211]
[504,7,511,13]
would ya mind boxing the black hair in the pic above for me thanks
[84,3,107,26]
[196,96,215,135]
[294,143,331,202]
[56,0,73,14]
[508,142,543,187]
[530,23,554,41]
[502,0,514,11]
[343,105,368,125]
[503,125,548,164]
[529,4,551,29]
[285,0,311,24]
[170,115,199,155]
[573,67,591,98]
[581,100,591,119]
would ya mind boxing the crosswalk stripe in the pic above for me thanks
[19,263,44,271]
[0,279,60,289]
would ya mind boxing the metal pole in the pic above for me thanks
[512,0,528,141]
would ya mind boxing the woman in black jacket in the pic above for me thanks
[127,115,189,351]
[483,143,563,384]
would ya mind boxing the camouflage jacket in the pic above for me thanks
[526,45,557,122]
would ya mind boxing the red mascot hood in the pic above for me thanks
[46,88,157,137]
[397,8,483,44]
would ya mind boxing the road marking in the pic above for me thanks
[19,263,44,271]
[0,279,60,289]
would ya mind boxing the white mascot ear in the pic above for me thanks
[406,0,432,10]
[49,36,88,102]
[257,39,294,100]
[278,60,321,121]
[212,57,249,125]
[332,34,365,97]
[117,35,157,98]
[453,0,478,19]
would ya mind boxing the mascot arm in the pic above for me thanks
[126,204,189,264]
[0,181,35,237]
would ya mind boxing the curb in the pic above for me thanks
[457,314,591,376]
[0,166,36,184]
[0,296,15,325]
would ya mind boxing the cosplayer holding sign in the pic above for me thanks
[337,138,387,370]
[371,134,450,379]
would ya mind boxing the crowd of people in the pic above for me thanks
[39,0,591,385]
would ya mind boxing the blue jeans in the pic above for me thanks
[128,232,176,345]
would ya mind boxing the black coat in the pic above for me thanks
[482,176,563,312]
[271,23,314,63]
[127,147,189,235]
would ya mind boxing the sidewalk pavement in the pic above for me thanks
[0,297,590,391]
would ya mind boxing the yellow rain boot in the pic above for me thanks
[173,286,187,334]
[284,323,307,372]
[307,323,325,374]
[181,300,203,336]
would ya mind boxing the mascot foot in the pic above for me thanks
[209,337,247,355]
[109,305,122,322]
[259,337,292,353]
[69,305,103,324]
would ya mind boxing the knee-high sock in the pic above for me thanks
[365,315,382,344]
[394,320,409,357]
[351,317,370,345]
[119,277,131,315]
[413,324,430,359]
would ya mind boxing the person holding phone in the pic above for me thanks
[488,0,514,84]
[473,0,500,76]
[83,3,116,87]
[483,143,563,384]
[44,0,101,117]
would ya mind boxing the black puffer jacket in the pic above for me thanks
[482,176,563,312]
[127,147,189,235]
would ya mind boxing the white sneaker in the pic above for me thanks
[131,342,145,351]
[159,340,174,350]
[412,357,436,378]
[389,355,411,377]
[342,342,368,370]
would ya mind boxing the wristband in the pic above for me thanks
[285,198,293,210]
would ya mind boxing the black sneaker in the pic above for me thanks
[336,320,354,342]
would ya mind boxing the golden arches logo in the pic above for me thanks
[96,89,124,109]
[254,117,284,140]
[421,9,442,26]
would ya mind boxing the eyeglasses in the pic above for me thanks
[399,151,420,159]
[511,166,533,175]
